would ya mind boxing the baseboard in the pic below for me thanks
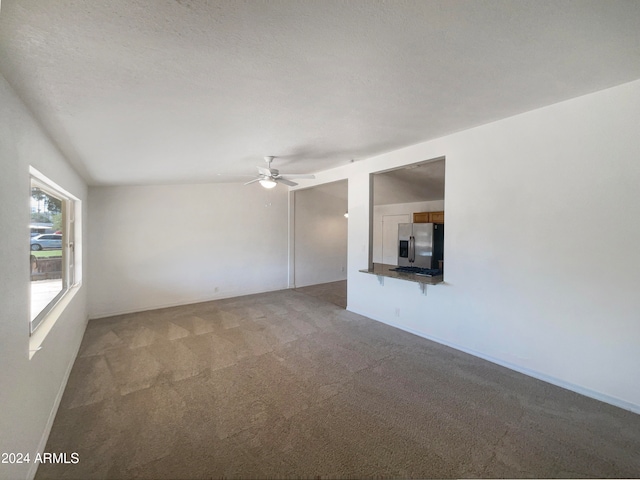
[89,285,289,320]
[348,307,640,416]
[27,315,87,480]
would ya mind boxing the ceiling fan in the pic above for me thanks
[243,156,315,188]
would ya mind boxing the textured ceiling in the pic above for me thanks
[1,0,640,186]
[374,158,445,205]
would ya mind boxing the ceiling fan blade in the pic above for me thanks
[243,178,261,186]
[277,173,315,179]
[277,178,298,187]
[257,166,273,177]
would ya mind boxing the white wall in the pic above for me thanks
[89,184,289,318]
[293,181,348,287]
[293,79,640,413]
[372,200,445,264]
[0,74,89,480]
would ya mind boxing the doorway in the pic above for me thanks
[291,180,348,308]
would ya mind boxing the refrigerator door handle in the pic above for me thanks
[409,236,415,263]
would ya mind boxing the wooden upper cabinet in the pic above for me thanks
[413,212,430,223]
[413,211,444,223]
[430,211,445,223]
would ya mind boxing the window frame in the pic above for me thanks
[29,168,80,335]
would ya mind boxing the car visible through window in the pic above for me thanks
[30,234,62,251]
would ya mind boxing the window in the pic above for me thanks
[30,168,80,334]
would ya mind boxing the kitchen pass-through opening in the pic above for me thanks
[369,156,445,275]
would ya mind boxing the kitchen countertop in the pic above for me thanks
[359,263,444,285]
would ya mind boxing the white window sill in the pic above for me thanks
[29,284,81,360]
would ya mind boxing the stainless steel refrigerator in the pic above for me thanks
[397,223,444,269]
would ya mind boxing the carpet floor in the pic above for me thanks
[37,284,640,479]
[294,280,347,309]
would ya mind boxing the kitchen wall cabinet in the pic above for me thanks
[430,211,445,223]
[413,211,444,223]
[413,212,429,223]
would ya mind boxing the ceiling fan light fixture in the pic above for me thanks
[259,178,277,189]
